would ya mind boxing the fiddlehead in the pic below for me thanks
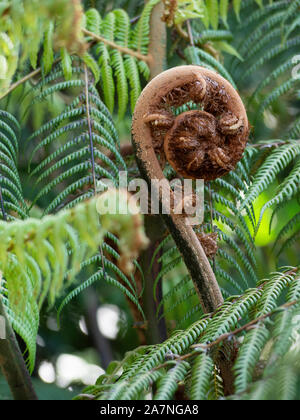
[142,67,249,181]
[132,66,249,313]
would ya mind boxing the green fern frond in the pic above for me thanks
[85,8,102,35]
[83,268,300,401]
[206,0,219,30]
[130,0,160,55]
[274,212,300,254]
[251,58,296,103]
[42,21,54,75]
[201,288,262,343]
[0,111,27,220]
[28,61,123,213]
[190,353,214,400]
[255,157,300,236]
[255,270,296,316]
[0,192,147,372]
[286,114,300,139]
[194,29,233,44]
[234,323,270,394]
[154,361,190,400]
[239,36,300,82]
[256,78,300,121]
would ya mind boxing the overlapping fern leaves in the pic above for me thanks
[84,0,160,118]
[0,193,145,372]
[28,59,123,214]
[25,58,145,325]
[77,268,300,400]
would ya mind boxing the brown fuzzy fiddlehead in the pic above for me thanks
[142,68,248,181]
[132,66,249,313]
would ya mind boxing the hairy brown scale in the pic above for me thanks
[197,233,219,260]
[142,70,249,181]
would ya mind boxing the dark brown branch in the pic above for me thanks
[0,298,37,400]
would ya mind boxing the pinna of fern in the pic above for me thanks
[27,58,124,215]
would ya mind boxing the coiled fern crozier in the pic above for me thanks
[0,0,300,401]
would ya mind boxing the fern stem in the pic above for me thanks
[141,217,168,344]
[0,298,37,400]
[192,295,299,350]
[84,65,97,193]
[0,68,42,101]
[0,59,61,101]
[82,28,151,63]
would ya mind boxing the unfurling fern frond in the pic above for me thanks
[0,111,27,220]
[0,191,148,372]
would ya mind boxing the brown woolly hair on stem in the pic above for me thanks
[132,66,249,314]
